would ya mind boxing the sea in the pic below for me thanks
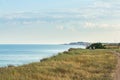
[0,44,85,67]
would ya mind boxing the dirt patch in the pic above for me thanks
[113,51,120,80]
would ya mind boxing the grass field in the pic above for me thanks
[105,44,120,49]
[0,49,117,80]
[116,49,120,53]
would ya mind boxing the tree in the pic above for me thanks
[86,43,106,49]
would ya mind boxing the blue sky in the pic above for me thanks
[0,0,120,44]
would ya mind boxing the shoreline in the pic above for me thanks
[0,48,118,80]
[0,47,84,68]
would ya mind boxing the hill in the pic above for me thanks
[64,42,91,46]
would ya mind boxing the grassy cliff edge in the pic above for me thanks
[0,49,117,80]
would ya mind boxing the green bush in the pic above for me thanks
[86,43,106,49]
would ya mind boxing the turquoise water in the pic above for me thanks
[0,44,85,67]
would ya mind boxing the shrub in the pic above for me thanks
[86,43,106,49]
[7,64,15,67]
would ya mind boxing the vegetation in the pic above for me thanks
[116,49,120,53]
[0,49,117,80]
[118,43,120,49]
[86,43,106,49]
[105,43,120,49]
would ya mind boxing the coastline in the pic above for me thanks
[0,48,83,68]
[0,44,85,67]
[0,48,117,80]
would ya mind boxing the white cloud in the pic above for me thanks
[56,26,64,30]
[0,1,120,31]
[84,22,96,28]
[92,1,112,8]
[84,22,120,29]
[68,27,77,32]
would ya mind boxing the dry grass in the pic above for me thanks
[105,45,119,49]
[0,49,117,80]
[116,49,120,53]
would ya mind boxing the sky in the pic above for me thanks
[0,0,120,44]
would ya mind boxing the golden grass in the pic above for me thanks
[116,49,120,53]
[0,49,117,80]
[105,45,119,49]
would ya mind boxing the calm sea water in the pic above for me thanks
[0,44,85,67]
